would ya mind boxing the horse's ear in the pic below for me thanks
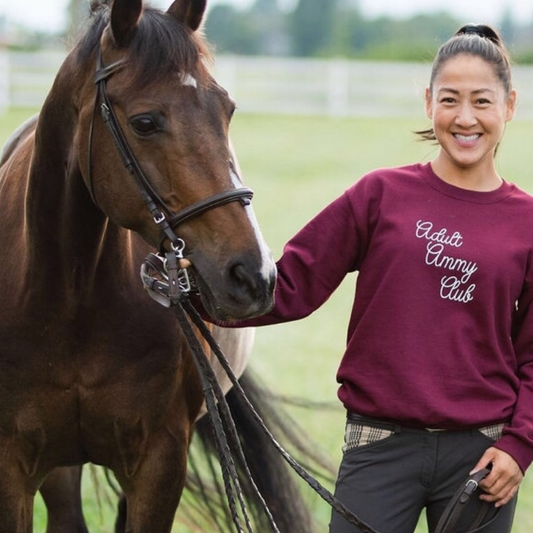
[110,0,143,47]
[166,0,207,31]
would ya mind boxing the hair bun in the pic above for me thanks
[456,24,501,46]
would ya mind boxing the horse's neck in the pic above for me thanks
[19,99,136,300]
[0,53,143,306]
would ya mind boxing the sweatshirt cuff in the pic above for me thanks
[494,434,533,474]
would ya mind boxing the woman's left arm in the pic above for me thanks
[473,261,533,505]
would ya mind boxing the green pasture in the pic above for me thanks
[1,108,533,531]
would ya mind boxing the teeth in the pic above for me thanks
[455,134,480,141]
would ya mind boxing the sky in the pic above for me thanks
[1,0,532,34]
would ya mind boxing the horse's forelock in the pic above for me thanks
[127,8,212,89]
[75,2,212,91]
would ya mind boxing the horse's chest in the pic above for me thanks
[0,312,185,410]
[0,311,191,464]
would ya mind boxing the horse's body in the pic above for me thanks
[0,0,313,531]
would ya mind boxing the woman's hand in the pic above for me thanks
[471,447,523,507]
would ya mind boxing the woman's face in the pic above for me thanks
[425,54,516,184]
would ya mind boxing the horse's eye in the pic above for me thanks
[129,115,160,136]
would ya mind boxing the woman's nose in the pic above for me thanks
[455,103,478,127]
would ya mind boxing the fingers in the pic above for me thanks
[474,448,523,508]
[480,473,521,507]
[179,258,192,269]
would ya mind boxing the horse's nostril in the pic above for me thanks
[230,262,258,294]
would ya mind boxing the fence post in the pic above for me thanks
[0,47,9,112]
[327,60,349,117]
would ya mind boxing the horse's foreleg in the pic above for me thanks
[113,428,190,533]
[0,464,35,533]
[114,494,127,533]
[39,466,89,533]
[0,488,33,533]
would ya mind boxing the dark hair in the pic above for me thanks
[417,23,513,141]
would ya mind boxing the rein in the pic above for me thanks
[435,468,500,533]
[175,298,381,533]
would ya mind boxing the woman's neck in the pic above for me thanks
[430,155,503,192]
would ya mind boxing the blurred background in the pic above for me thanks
[2,0,533,116]
[1,1,533,531]
[2,0,533,58]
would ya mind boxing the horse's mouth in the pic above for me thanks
[140,252,273,319]
[192,265,274,322]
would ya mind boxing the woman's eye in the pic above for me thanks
[129,115,160,136]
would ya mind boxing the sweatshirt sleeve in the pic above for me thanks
[261,190,363,323]
[495,251,533,473]
[209,187,366,328]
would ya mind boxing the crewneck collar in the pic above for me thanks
[420,163,515,204]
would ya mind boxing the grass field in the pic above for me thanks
[1,107,533,531]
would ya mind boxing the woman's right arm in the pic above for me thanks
[200,190,363,328]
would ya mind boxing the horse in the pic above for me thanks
[0,0,326,530]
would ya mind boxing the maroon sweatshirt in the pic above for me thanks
[218,163,533,473]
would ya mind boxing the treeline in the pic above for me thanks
[205,0,533,63]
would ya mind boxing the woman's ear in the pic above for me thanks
[506,89,517,122]
[425,87,433,119]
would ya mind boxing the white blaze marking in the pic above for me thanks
[229,164,275,280]
[181,73,198,88]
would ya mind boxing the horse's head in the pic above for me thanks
[72,0,276,320]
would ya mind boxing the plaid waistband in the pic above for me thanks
[344,412,506,452]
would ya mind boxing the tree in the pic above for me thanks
[248,0,289,55]
[499,6,516,45]
[289,0,338,56]
[68,0,91,40]
[204,4,260,55]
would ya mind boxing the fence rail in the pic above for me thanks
[2,49,533,120]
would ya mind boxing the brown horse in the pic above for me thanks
[0,0,328,530]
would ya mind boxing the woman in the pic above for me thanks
[198,24,532,532]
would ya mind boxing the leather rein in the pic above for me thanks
[89,49,253,295]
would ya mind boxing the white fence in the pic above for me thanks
[0,49,66,109]
[2,49,533,119]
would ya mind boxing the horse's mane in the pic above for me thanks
[75,0,213,90]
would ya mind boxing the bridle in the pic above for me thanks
[89,49,254,297]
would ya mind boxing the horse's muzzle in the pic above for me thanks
[193,254,276,321]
